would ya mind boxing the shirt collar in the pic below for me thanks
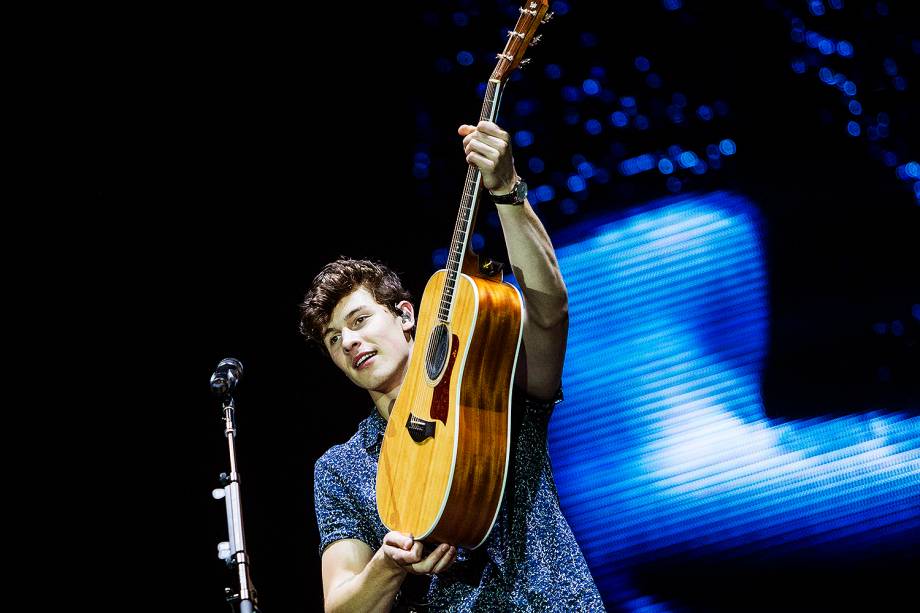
[359,406,387,452]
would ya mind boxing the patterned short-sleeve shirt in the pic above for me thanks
[314,389,605,612]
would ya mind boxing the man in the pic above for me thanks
[301,121,604,611]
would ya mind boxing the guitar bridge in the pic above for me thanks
[405,413,436,443]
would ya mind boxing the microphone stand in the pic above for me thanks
[212,393,261,612]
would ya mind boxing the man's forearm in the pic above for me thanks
[325,552,405,613]
[496,199,568,328]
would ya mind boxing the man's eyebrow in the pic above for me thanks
[321,306,368,338]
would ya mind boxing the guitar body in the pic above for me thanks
[376,270,523,548]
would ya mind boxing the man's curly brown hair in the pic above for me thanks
[299,257,414,351]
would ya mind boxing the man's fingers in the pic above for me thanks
[430,546,457,574]
[383,531,414,550]
[408,543,451,574]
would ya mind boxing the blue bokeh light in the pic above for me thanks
[719,139,737,155]
[514,130,534,147]
[567,175,587,192]
[456,50,474,66]
[610,111,629,128]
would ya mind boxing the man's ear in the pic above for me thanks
[395,300,415,330]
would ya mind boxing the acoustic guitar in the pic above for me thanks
[376,0,551,549]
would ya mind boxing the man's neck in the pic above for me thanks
[370,384,401,421]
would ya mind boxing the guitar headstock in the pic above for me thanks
[490,0,552,83]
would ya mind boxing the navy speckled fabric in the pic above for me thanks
[314,389,605,612]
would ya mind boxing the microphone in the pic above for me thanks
[210,358,244,397]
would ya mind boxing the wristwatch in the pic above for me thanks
[490,179,527,205]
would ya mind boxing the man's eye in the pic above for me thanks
[328,335,339,346]
[355,315,368,325]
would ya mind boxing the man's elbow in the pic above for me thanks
[528,297,568,330]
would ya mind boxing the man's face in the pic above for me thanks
[323,286,413,395]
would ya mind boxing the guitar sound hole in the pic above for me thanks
[426,324,450,381]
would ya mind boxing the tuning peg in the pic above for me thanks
[542,11,555,24]
[529,34,543,47]
[520,58,532,69]
[508,30,525,40]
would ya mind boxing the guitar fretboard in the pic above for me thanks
[438,79,503,323]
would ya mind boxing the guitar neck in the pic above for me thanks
[438,79,505,324]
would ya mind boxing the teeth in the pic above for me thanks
[355,352,376,368]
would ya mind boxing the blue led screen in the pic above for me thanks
[547,191,919,610]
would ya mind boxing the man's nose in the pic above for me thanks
[341,328,360,352]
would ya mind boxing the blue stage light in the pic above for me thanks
[514,130,534,147]
[577,161,596,179]
[663,0,682,11]
[562,86,581,102]
[472,232,485,250]
[456,50,474,66]
[551,1,571,16]
[528,157,545,174]
[843,80,857,96]
[819,39,835,55]
[535,184,556,202]
[905,162,920,178]
[809,1,826,16]
[620,96,637,109]
[658,159,674,175]
[545,64,563,80]
[837,40,854,56]
[883,58,898,76]
[583,79,600,95]
[646,73,663,88]
[567,175,587,192]
[547,193,920,609]
[634,115,650,130]
[560,198,578,214]
[515,100,536,116]
[431,247,448,268]
[679,151,699,168]
[847,120,861,136]
[849,100,862,115]
[791,59,807,74]
[819,67,834,83]
[719,139,737,155]
[610,111,629,127]
[635,56,651,72]
[585,119,603,135]
[451,12,468,27]
[707,144,721,159]
[883,151,898,167]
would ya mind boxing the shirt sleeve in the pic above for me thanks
[519,385,564,425]
[313,453,378,556]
